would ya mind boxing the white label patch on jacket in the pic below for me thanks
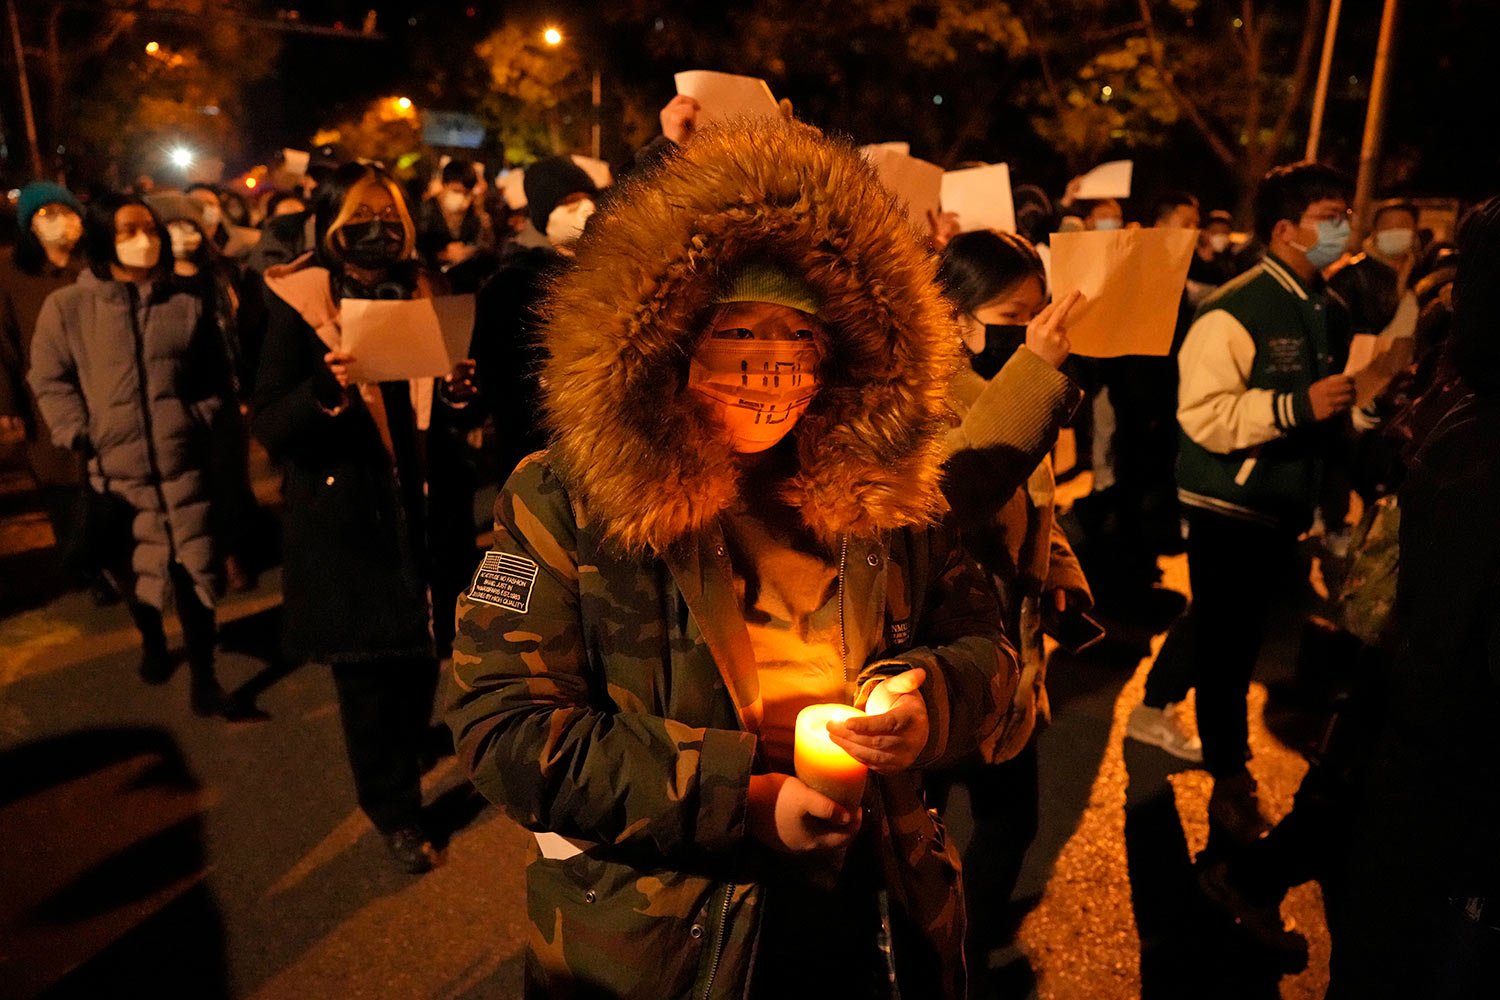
[467,552,539,613]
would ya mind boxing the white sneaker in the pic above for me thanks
[1127,702,1204,763]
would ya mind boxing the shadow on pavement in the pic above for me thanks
[425,781,493,852]
[1123,740,1288,999]
[216,606,304,721]
[0,727,229,1000]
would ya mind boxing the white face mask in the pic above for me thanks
[168,221,203,259]
[1092,218,1122,231]
[116,232,162,270]
[1208,233,1231,254]
[199,203,222,231]
[1374,228,1415,259]
[33,210,82,250]
[439,190,471,214]
[546,198,596,246]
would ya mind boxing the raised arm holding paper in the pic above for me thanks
[673,70,779,127]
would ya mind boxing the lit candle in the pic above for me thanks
[794,703,868,810]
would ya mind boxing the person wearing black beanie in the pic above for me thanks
[521,157,598,248]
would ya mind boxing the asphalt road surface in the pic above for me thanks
[0,463,1335,999]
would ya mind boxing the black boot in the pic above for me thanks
[178,579,223,717]
[131,603,175,685]
[188,664,225,717]
[383,827,437,874]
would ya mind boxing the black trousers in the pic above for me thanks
[330,656,439,833]
[126,561,217,670]
[926,740,1042,964]
[1180,509,1296,779]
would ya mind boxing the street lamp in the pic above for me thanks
[540,26,600,160]
[396,96,413,112]
[169,146,195,170]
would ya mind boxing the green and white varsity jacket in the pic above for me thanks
[1175,252,1350,532]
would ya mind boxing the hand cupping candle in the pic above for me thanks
[793,704,868,810]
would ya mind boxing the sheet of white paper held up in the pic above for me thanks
[861,144,944,233]
[1049,228,1197,358]
[1073,159,1134,200]
[674,70,780,126]
[339,294,476,384]
[941,162,1016,234]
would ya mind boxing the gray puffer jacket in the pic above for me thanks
[28,271,225,608]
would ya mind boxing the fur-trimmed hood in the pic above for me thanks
[540,117,961,554]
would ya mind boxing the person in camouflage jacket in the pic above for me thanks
[447,117,1019,999]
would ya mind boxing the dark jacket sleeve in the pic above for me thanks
[446,456,757,859]
[942,347,1081,528]
[0,285,23,419]
[250,293,353,463]
[855,522,1020,771]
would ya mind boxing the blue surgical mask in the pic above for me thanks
[1292,218,1351,270]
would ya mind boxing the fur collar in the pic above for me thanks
[540,118,961,554]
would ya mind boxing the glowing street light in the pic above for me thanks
[543,26,563,46]
[395,96,413,111]
[145,41,161,54]
[169,146,195,170]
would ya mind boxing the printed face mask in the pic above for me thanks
[1290,217,1351,270]
[168,221,203,259]
[33,210,82,250]
[115,231,161,270]
[546,198,595,246]
[688,338,820,453]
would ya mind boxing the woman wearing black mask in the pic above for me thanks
[253,162,477,874]
[928,229,1094,986]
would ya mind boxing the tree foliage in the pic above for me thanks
[30,1,281,183]
[1017,0,1326,205]
[473,20,593,163]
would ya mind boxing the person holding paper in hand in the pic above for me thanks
[929,230,1092,984]
[1135,163,1356,850]
[447,118,1018,1000]
[253,162,478,876]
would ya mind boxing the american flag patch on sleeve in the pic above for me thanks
[467,551,541,613]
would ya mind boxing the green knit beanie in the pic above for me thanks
[713,263,821,317]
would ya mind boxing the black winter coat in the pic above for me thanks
[251,293,432,663]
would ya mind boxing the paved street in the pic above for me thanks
[0,449,1334,999]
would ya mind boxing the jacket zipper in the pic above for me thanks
[702,534,850,999]
[126,284,177,556]
[700,884,735,999]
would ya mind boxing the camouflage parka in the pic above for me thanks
[447,118,1020,999]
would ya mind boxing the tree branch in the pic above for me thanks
[1135,0,1239,167]
[1265,0,1327,159]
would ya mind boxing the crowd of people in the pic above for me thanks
[0,90,1494,998]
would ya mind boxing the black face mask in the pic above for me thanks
[339,220,405,269]
[968,323,1027,380]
